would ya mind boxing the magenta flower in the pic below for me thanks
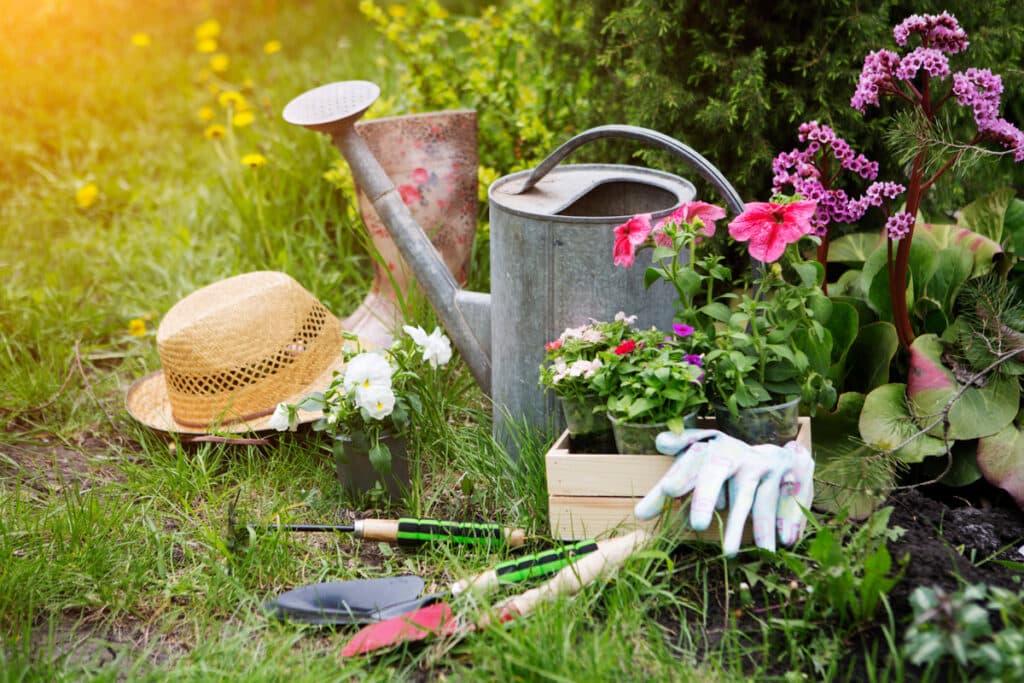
[684,354,703,367]
[653,201,727,245]
[612,213,652,267]
[672,323,694,338]
[728,200,817,263]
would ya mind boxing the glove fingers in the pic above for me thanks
[689,461,734,531]
[777,469,813,546]
[654,429,721,456]
[751,472,783,553]
[634,486,670,520]
[722,475,757,557]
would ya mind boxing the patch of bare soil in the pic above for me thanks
[0,431,127,493]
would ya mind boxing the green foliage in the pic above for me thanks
[588,1,1024,208]
[904,584,1024,680]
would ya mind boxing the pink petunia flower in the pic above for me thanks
[654,201,727,241]
[672,323,694,338]
[728,200,817,262]
[612,213,652,267]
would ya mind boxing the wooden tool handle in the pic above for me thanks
[354,518,527,546]
[484,529,651,624]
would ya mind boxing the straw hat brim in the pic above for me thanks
[125,352,347,435]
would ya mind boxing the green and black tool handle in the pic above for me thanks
[236,517,528,548]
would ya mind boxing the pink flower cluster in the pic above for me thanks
[611,202,726,267]
[885,212,915,240]
[892,11,969,53]
[772,122,903,237]
[851,12,1024,163]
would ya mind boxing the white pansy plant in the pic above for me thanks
[290,327,453,477]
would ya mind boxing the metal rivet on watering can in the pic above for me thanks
[284,82,745,458]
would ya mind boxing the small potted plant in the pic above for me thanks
[613,198,836,445]
[273,325,453,498]
[539,314,636,452]
[591,325,706,454]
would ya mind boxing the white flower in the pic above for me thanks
[355,384,396,420]
[267,402,293,432]
[342,352,393,393]
[614,311,637,325]
[403,325,452,367]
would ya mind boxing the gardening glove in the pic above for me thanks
[634,429,814,556]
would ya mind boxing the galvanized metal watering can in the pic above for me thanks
[283,80,745,453]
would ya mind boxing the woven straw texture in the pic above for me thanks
[126,271,350,434]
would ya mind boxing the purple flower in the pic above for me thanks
[885,212,915,240]
[684,354,703,367]
[672,323,694,338]
[893,12,969,54]
[851,50,901,113]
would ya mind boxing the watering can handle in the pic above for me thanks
[515,124,746,216]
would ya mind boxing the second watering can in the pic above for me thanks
[283,81,745,455]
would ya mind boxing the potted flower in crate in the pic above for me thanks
[275,325,453,498]
[613,198,837,446]
[539,314,636,452]
[592,325,707,454]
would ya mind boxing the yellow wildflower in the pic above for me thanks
[128,319,147,337]
[197,106,215,122]
[426,1,448,19]
[207,83,221,96]
[195,19,221,41]
[263,39,282,55]
[76,183,99,209]
[196,38,218,53]
[131,33,151,47]
[204,124,227,140]
[388,5,407,18]
[218,90,249,110]
[209,53,229,73]
[232,110,254,128]
[241,153,267,169]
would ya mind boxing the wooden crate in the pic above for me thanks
[545,417,812,541]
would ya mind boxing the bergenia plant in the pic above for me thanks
[849,11,1024,348]
[284,326,452,475]
[772,120,906,281]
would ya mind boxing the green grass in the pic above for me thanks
[0,0,990,680]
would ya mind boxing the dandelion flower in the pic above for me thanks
[128,318,147,337]
[241,153,267,169]
[209,53,230,73]
[232,110,254,128]
[194,19,221,41]
[388,5,407,18]
[263,39,282,55]
[76,183,98,209]
[204,124,227,140]
[197,106,215,122]
[195,38,218,53]
[131,33,151,47]
[218,90,248,110]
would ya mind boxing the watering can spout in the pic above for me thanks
[283,81,493,395]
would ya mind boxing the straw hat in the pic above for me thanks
[126,271,353,434]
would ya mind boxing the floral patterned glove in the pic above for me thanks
[634,429,814,556]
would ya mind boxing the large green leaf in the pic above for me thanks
[1004,197,1024,257]
[911,440,983,487]
[828,232,883,264]
[823,301,858,384]
[812,392,893,519]
[860,383,949,464]
[977,424,1024,508]
[955,187,1014,242]
[915,223,1004,277]
[907,237,939,303]
[922,246,973,319]
[906,334,1019,440]
[861,243,894,319]
[844,322,898,394]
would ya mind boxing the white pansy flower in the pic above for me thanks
[356,384,396,420]
[614,311,637,325]
[403,325,453,367]
[267,402,293,431]
[342,352,393,393]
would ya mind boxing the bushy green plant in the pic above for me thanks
[588,0,1024,208]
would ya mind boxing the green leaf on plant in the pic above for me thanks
[860,383,949,463]
[916,221,1004,277]
[699,302,732,323]
[791,260,822,288]
[643,266,663,289]
[1004,197,1024,256]
[369,442,392,476]
[845,322,899,393]
[823,301,858,383]
[923,246,973,318]
[977,423,1024,508]
[955,187,1015,242]
[812,392,894,519]
[912,439,983,487]
[827,232,883,264]
[906,334,1019,440]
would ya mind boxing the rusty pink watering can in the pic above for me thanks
[283,80,744,454]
